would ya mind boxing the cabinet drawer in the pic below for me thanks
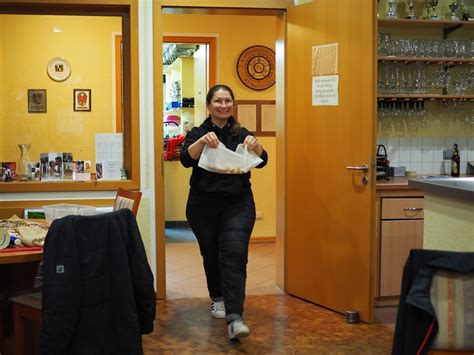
[381,198,424,220]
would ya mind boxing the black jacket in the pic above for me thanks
[180,116,268,195]
[392,249,474,355]
[40,209,156,355]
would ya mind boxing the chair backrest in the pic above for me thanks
[430,270,474,351]
[113,187,142,216]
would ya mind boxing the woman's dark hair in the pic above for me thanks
[206,84,240,136]
[205,84,235,104]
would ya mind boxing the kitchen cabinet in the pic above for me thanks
[379,198,424,297]
[375,181,424,303]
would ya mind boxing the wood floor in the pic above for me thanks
[143,295,394,354]
[2,241,396,354]
[151,240,396,354]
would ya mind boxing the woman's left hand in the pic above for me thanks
[244,135,263,156]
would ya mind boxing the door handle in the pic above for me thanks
[346,164,369,172]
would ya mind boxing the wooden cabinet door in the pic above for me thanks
[380,220,424,297]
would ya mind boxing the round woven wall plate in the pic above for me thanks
[236,45,275,91]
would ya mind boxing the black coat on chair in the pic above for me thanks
[40,209,156,355]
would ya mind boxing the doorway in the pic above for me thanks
[158,10,281,300]
[162,36,212,246]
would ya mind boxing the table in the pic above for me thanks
[0,249,43,265]
[0,219,46,265]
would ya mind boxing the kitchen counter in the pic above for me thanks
[408,176,474,202]
[376,176,413,190]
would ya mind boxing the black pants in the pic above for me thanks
[186,190,256,321]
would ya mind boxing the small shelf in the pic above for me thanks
[0,179,138,193]
[378,56,474,65]
[378,18,474,31]
[378,94,474,101]
[164,107,194,114]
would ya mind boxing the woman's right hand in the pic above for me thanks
[200,132,219,148]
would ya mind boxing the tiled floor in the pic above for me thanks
[166,239,283,299]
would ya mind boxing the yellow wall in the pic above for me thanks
[0,19,4,138]
[163,13,277,238]
[0,15,121,163]
[163,14,276,100]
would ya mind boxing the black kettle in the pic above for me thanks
[376,144,390,180]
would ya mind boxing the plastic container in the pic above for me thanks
[43,203,96,224]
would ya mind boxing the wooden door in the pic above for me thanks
[285,1,377,322]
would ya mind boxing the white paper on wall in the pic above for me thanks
[312,75,339,106]
[95,133,123,163]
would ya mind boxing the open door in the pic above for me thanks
[284,1,377,322]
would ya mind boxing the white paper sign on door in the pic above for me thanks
[312,75,339,106]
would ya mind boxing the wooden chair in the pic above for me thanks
[113,187,142,216]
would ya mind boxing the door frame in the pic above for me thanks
[153,1,288,299]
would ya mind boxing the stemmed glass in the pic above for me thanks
[460,0,471,20]
[449,1,459,20]
[427,0,439,20]
[387,0,398,18]
[407,0,417,19]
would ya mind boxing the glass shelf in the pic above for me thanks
[378,56,474,65]
[378,94,474,101]
[378,18,474,31]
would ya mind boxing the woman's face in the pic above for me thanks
[207,89,234,122]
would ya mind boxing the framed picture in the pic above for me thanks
[28,89,47,113]
[73,89,91,112]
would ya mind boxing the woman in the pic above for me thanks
[180,84,268,340]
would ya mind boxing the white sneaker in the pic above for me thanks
[210,301,226,319]
[228,319,250,340]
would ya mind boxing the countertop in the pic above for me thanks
[376,176,414,190]
[408,176,474,202]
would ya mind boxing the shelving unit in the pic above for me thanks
[163,57,195,137]
[377,16,474,102]
[375,8,474,300]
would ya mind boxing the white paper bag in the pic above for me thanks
[198,143,263,174]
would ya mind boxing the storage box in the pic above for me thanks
[388,166,406,177]
[43,203,96,224]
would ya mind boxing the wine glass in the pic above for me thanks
[449,1,459,20]
[387,0,398,18]
[407,0,417,19]
[428,0,439,20]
